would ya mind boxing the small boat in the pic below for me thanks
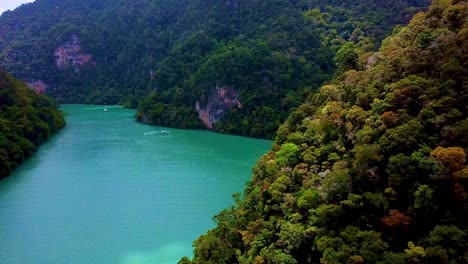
[104,108,108,112]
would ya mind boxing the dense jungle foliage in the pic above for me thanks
[180,0,468,263]
[0,70,65,178]
[0,0,430,138]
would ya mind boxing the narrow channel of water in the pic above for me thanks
[0,104,271,264]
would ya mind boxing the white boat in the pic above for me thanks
[104,108,108,112]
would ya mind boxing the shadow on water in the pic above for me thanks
[0,125,69,197]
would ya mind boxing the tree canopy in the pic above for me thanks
[0,0,431,138]
[182,0,468,262]
[0,70,65,177]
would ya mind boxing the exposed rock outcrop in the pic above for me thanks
[365,52,381,69]
[26,80,47,94]
[195,85,241,128]
[54,35,94,71]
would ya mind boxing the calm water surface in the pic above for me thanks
[0,105,271,264]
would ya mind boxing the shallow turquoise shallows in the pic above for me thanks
[0,105,271,264]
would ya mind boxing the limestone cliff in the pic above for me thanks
[195,86,241,129]
[54,35,94,71]
[26,80,46,94]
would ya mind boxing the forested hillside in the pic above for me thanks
[0,0,430,138]
[0,70,65,178]
[181,0,468,263]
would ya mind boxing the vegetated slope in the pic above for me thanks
[180,0,468,263]
[0,0,430,138]
[136,0,431,138]
[0,70,65,178]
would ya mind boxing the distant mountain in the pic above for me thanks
[0,69,65,177]
[0,0,430,138]
[180,0,468,263]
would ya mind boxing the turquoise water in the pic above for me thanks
[0,105,271,264]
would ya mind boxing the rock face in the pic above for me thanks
[195,86,241,128]
[26,80,47,94]
[54,35,93,71]
[365,52,381,69]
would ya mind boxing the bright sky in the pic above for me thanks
[0,0,34,15]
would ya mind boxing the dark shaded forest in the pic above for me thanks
[0,70,65,178]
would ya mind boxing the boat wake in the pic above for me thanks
[144,130,170,136]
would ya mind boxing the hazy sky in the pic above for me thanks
[0,0,34,15]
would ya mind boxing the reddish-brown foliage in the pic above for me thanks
[431,146,466,173]
[381,209,411,229]
[381,111,399,127]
